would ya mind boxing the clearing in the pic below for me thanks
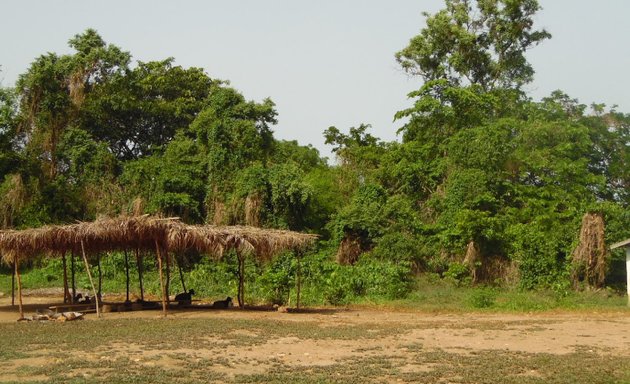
[0,293,629,383]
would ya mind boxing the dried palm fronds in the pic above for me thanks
[0,215,318,265]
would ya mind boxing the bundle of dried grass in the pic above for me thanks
[244,194,261,227]
[211,199,226,225]
[0,174,26,229]
[572,212,607,289]
[463,241,480,283]
[131,197,145,216]
[336,235,362,265]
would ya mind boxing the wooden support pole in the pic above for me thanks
[15,259,23,319]
[237,250,245,309]
[135,248,144,301]
[71,251,76,303]
[80,240,101,318]
[97,253,103,299]
[296,251,302,310]
[62,253,70,304]
[124,250,130,302]
[165,251,171,304]
[177,254,187,293]
[11,261,15,306]
[155,240,167,317]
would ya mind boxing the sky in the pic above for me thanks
[1,0,629,161]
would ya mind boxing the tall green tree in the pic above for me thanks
[80,58,215,159]
[396,0,550,90]
[16,29,129,179]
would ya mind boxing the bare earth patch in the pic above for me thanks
[0,295,629,383]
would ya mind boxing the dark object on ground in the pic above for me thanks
[212,297,233,309]
[175,289,195,306]
[135,299,161,309]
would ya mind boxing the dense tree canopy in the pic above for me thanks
[1,0,628,296]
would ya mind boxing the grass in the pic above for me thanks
[366,275,630,313]
[0,316,628,384]
[1,262,628,312]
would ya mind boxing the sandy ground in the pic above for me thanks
[1,290,629,382]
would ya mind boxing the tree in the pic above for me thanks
[16,29,129,179]
[0,86,19,179]
[396,0,550,90]
[80,58,215,159]
[188,86,277,223]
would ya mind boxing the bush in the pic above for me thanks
[467,287,497,309]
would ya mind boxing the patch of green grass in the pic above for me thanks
[385,276,629,313]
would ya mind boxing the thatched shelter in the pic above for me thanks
[0,215,318,318]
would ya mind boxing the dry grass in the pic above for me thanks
[572,212,607,288]
[0,215,318,265]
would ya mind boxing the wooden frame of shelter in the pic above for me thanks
[0,215,317,319]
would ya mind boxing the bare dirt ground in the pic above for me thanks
[1,291,629,383]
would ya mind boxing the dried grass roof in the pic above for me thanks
[0,215,318,264]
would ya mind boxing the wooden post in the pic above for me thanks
[15,258,24,319]
[296,251,302,310]
[177,254,187,293]
[165,251,171,304]
[71,251,76,303]
[135,248,144,301]
[11,261,15,306]
[97,253,103,299]
[80,240,101,318]
[62,253,70,304]
[237,250,245,309]
[155,240,167,317]
[124,250,130,302]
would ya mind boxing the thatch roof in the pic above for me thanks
[0,215,318,265]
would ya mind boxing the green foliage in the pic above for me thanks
[1,5,630,307]
[396,0,550,89]
[467,286,497,308]
[81,58,212,159]
[322,256,413,305]
[0,86,20,180]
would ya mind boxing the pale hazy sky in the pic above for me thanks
[1,1,629,160]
